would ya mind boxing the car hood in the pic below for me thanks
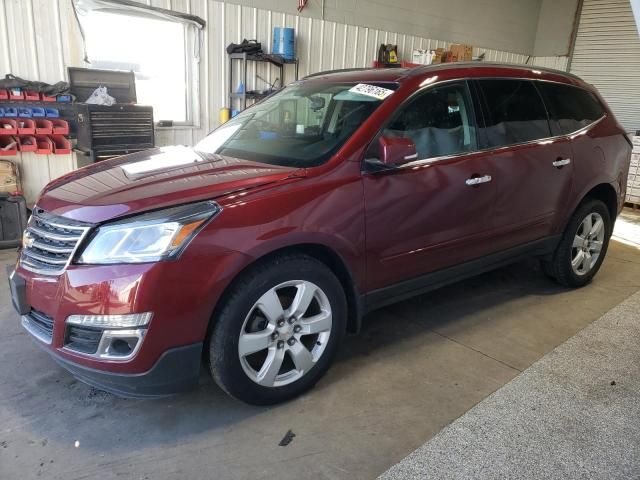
[37,146,302,223]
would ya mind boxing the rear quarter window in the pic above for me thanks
[477,79,551,148]
[536,82,605,135]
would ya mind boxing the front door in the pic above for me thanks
[363,82,498,292]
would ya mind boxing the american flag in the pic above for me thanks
[297,0,308,12]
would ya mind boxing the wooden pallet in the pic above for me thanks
[624,201,640,211]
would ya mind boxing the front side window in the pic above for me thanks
[536,82,605,135]
[195,82,396,167]
[368,82,477,160]
[478,80,551,148]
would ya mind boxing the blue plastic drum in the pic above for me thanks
[273,27,295,60]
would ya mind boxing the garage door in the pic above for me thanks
[570,0,640,134]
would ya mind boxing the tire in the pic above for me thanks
[208,253,347,405]
[546,199,612,288]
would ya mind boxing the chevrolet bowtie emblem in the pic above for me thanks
[23,233,35,248]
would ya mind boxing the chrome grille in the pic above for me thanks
[19,209,92,276]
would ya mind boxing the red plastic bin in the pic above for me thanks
[8,88,24,100]
[16,135,37,152]
[51,136,71,155]
[35,119,53,135]
[41,94,57,102]
[17,119,36,135]
[0,137,18,155]
[51,119,69,135]
[0,89,8,100]
[0,119,18,135]
[25,91,41,101]
[35,135,53,154]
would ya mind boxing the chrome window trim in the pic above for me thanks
[394,114,607,170]
[363,74,608,173]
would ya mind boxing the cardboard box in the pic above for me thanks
[444,51,458,63]
[464,44,473,60]
[432,48,445,64]
[0,159,18,194]
[450,44,463,61]
[450,44,473,61]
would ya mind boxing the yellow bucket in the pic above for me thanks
[219,108,230,124]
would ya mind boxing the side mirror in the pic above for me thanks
[379,135,418,166]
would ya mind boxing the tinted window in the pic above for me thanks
[370,83,477,160]
[537,82,605,135]
[478,79,551,148]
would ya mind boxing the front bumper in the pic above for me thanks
[47,341,203,398]
[9,244,252,396]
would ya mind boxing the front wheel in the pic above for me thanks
[208,254,347,405]
[545,199,612,287]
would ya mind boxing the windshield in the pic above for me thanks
[195,82,397,167]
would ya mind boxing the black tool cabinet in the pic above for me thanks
[69,68,155,162]
[75,104,155,162]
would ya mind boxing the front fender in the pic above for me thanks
[201,164,367,292]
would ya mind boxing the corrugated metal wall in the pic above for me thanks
[570,0,640,133]
[529,55,569,71]
[1,0,569,150]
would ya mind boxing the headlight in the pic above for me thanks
[78,201,220,264]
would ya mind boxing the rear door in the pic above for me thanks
[536,82,612,222]
[362,81,498,291]
[474,79,574,247]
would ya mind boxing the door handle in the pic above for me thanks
[465,175,492,186]
[552,158,571,168]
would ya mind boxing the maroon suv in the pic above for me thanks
[9,63,632,405]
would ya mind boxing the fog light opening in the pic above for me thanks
[96,329,146,361]
[109,338,136,356]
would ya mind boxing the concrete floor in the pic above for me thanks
[381,288,640,479]
[1,212,640,480]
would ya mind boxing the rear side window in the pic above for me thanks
[477,79,551,148]
[536,82,605,135]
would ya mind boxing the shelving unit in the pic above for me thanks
[228,52,299,111]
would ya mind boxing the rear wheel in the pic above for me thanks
[545,199,612,287]
[208,254,347,405]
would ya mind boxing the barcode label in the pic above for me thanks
[349,84,395,100]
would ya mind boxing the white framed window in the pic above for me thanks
[74,1,202,126]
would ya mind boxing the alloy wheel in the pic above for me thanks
[238,280,332,387]
[571,211,605,276]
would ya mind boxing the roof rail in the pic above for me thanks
[303,67,377,79]
[404,61,582,81]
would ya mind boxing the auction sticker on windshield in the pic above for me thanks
[348,84,395,100]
